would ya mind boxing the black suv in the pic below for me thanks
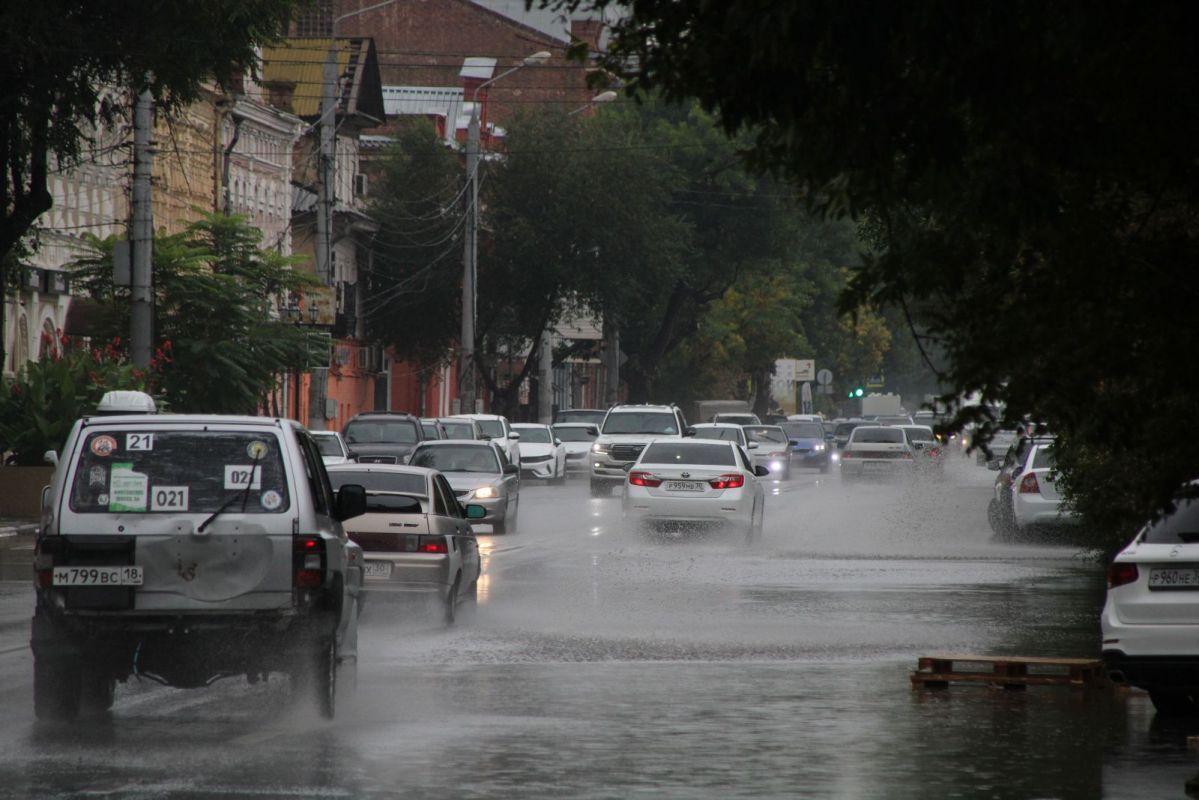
[342,412,425,464]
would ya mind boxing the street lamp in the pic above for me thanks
[459,50,551,414]
[567,90,617,116]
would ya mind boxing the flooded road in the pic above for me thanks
[0,459,1195,798]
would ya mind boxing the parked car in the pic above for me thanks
[779,420,832,472]
[1008,442,1076,534]
[407,440,520,534]
[552,422,598,475]
[589,404,691,498]
[742,424,794,480]
[326,464,483,625]
[510,423,567,483]
[438,417,488,441]
[32,408,367,720]
[311,430,353,466]
[452,413,521,466]
[987,435,1055,535]
[712,412,761,426]
[554,408,607,426]
[839,425,916,481]
[343,412,425,465]
[895,425,946,475]
[621,439,769,540]
[1102,491,1199,716]
[419,418,446,440]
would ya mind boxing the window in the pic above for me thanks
[552,426,596,442]
[1143,498,1199,544]
[902,427,936,443]
[297,432,334,517]
[692,427,744,444]
[327,470,427,495]
[472,418,505,438]
[744,426,789,445]
[344,419,419,445]
[435,475,465,519]
[442,421,477,440]
[850,428,905,444]
[69,430,291,515]
[602,412,678,435]
[312,434,346,458]
[641,442,735,466]
[513,426,551,444]
[409,444,499,474]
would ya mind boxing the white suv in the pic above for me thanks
[1102,493,1199,716]
[589,404,690,497]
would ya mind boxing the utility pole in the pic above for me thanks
[130,87,154,368]
[603,317,619,406]
[316,42,336,288]
[460,108,479,414]
[538,327,553,423]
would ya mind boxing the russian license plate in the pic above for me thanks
[1149,568,1199,589]
[364,561,392,580]
[52,566,142,586]
[665,480,705,492]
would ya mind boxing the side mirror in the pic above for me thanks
[465,504,487,520]
[334,484,367,521]
[554,438,562,446]
[504,464,519,475]
[747,441,759,450]
[508,431,521,440]
[346,450,359,462]
[753,466,770,477]
[586,426,599,437]
[684,427,697,437]
[43,450,59,467]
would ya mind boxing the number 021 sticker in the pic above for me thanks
[151,486,189,511]
[224,465,262,490]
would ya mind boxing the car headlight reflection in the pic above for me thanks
[474,486,498,499]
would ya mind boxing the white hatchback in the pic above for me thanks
[621,439,768,539]
[1102,495,1199,715]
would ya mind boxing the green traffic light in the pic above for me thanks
[855,387,864,398]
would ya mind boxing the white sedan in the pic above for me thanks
[510,423,567,483]
[311,430,352,466]
[621,439,768,540]
[552,422,598,475]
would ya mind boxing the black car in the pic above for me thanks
[343,412,425,465]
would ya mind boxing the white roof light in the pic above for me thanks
[96,390,158,415]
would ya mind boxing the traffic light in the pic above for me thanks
[847,386,864,399]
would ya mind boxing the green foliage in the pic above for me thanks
[71,213,322,414]
[366,119,467,372]
[541,0,1199,553]
[0,0,304,367]
[0,335,146,465]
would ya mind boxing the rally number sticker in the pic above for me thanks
[224,465,262,491]
[150,486,189,511]
[126,433,154,451]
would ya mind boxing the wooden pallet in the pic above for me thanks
[910,654,1106,691]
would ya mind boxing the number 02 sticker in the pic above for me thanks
[224,465,262,490]
[151,486,189,511]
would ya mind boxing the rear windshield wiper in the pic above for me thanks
[198,452,261,533]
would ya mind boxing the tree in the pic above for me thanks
[71,213,321,414]
[542,0,1199,552]
[0,0,301,369]
[366,119,466,375]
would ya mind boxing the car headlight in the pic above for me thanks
[474,486,497,499]
[591,442,609,454]
[814,443,825,452]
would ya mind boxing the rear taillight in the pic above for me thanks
[34,536,63,589]
[420,538,449,554]
[294,536,326,588]
[709,474,745,490]
[841,452,854,459]
[1018,473,1041,494]
[901,451,913,459]
[629,471,662,487]
[928,448,941,457]
[1107,562,1139,589]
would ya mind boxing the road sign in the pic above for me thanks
[794,359,815,382]
[816,368,833,386]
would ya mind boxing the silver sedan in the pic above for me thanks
[326,464,484,624]
[407,440,521,534]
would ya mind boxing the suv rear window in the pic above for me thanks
[1143,498,1199,544]
[692,427,743,443]
[70,430,290,514]
[344,418,419,445]
[602,412,679,435]
[642,442,735,466]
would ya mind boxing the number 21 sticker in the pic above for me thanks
[151,486,189,511]
[127,433,154,451]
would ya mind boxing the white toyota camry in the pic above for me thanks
[621,438,768,540]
